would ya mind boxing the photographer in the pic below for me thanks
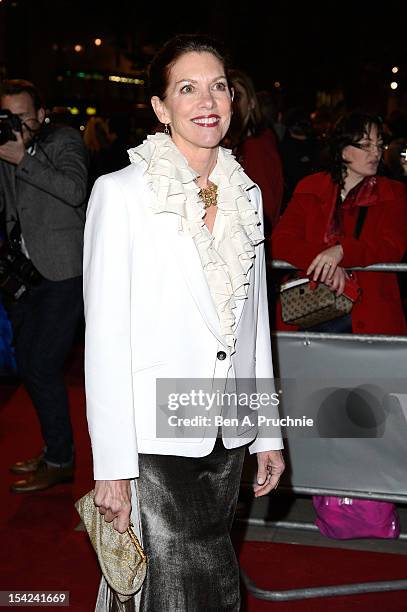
[0,79,88,492]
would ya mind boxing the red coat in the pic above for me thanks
[270,172,407,335]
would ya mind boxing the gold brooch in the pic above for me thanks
[198,182,218,209]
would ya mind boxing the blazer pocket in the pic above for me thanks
[49,225,84,231]
[132,361,167,374]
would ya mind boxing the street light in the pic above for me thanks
[390,81,398,90]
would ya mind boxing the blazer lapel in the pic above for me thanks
[155,213,227,348]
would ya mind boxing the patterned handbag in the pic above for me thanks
[280,276,360,329]
[280,203,367,329]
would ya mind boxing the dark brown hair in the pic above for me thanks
[328,111,384,187]
[148,34,231,100]
[0,79,44,111]
[228,68,266,143]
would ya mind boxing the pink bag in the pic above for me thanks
[313,496,400,540]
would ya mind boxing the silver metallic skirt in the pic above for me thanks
[95,439,245,612]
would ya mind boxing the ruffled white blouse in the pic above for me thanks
[128,133,264,350]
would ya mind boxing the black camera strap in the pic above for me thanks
[8,215,23,251]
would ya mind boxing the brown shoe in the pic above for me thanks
[10,452,45,474]
[10,460,74,493]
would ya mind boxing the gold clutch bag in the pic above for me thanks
[75,490,147,602]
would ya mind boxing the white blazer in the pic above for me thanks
[83,159,283,480]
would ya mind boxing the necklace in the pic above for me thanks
[198,182,218,209]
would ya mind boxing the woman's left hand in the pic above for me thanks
[253,450,285,497]
[307,245,344,283]
[94,479,132,533]
[325,266,347,296]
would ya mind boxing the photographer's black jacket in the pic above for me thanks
[0,124,88,281]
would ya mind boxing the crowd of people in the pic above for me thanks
[0,33,406,610]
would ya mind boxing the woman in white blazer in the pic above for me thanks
[83,34,284,611]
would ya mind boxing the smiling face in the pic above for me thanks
[151,51,232,160]
[342,123,383,184]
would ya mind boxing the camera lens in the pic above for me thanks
[0,110,20,145]
[0,124,13,146]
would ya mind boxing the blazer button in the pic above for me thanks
[217,351,227,361]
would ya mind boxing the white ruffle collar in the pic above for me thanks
[128,133,264,350]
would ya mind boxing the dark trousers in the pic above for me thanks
[8,276,83,464]
[306,313,353,334]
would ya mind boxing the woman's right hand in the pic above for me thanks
[324,266,347,297]
[94,479,132,533]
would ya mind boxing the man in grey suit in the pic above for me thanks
[0,80,88,492]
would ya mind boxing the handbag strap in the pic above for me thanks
[353,206,368,239]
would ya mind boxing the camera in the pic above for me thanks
[0,241,42,301]
[0,109,22,145]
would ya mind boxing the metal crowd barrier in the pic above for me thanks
[239,260,407,602]
[270,259,407,272]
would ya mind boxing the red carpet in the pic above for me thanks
[1,350,407,611]
[0,377,100,611]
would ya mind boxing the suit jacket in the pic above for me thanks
[84,158,283,480]
[0,125,88,281]
[271,172,407,335]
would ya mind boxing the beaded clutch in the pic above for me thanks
[75,490,147,602]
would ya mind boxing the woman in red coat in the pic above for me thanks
[271,111,407,540]
[272,112,407,335]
